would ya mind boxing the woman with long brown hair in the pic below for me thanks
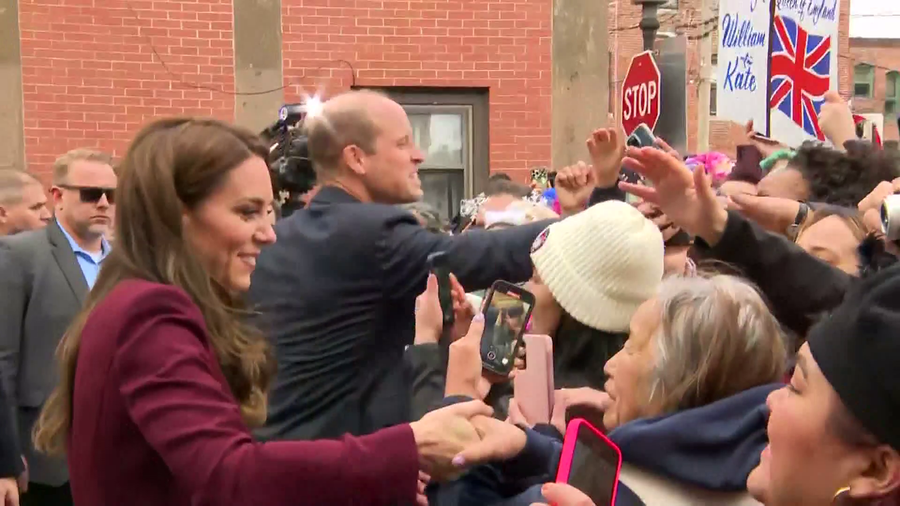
[32,117,502,506]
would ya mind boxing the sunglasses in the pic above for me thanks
[58,185,115,204]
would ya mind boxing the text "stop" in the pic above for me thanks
[623,82,658,121]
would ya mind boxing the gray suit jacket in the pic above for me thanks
[0,220,87,486]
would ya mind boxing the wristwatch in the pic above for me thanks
[787,202,809,240]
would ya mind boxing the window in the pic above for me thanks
[886,71,899,119]
[854,64,875,98]
[406,106,472,220]
[888,71,899,100]
[710,82,717,116]
[358,88,490,221]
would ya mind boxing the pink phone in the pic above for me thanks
[555,418,622,506]
[513,334,554,423]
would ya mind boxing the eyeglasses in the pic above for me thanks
[58,185,115,204]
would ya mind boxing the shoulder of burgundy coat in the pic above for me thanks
[79,279,420,506]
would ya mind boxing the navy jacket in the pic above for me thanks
[248,186,551,441]
[433,384,778,506]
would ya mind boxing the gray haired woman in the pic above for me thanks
[467,274,788,506]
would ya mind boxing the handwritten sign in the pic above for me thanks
[716,0,841,147]
[768,0,840,147]
[716,0,771,130]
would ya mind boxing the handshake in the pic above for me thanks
[409,400,526,482]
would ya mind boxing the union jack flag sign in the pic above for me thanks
[769,14,832,140]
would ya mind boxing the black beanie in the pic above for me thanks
[808,264,900,451]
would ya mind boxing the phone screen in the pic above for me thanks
[626,124,656,149]
[427,252,454,328]
[566,424,621,505]
[481,288,533,374]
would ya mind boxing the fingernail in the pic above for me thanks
[452,455,465,467]
[473,313,484,323]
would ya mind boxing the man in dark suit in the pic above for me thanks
[248,90,552,441]
[0,168,51,506]
[0,149,116,506]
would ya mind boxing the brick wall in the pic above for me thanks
[848,39,900,144]
[18,0,235,180]
[17,0,856,180]
[607,0,852,157]
[280,0,551,180]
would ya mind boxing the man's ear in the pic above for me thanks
[49,186,64,207]
[847,446,900,499]
[0,205,8,224]
[341,145,367,176]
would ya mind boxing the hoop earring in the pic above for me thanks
[833,486,850,501]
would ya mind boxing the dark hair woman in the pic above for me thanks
[32,118,499,506]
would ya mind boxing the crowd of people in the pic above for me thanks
[0,86,898,506]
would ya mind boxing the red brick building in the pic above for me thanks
[607,0,852,156]
[8,0,852,217]
[847,39,900,147]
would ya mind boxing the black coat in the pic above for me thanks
[248,186,550,440]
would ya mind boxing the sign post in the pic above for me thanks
[621,51,662,136]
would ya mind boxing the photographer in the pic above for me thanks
[247,90,552,441]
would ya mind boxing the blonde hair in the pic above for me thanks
[52,148,114,185]
[648,274,787,413]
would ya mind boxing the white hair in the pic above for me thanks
[646,274,787,412]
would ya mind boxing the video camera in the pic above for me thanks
[260,102,319,217]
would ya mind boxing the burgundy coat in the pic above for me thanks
[68,279,419,506]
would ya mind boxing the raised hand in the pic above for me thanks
[619,147,728,245]
[414,274,444,345]
[445,314,487,399]
[555,162,596,216]
[817,90,856,149]
[586,119,626,188]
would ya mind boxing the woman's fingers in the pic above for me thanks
[618,182,659,204]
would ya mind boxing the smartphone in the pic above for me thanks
[556,418,623,506]
[513,334,554,424]
[426,252,454,329]
[626,123,656,148]
[480,281,536,376]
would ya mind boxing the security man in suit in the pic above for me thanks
[0,170,51,237]
[0,149,116,506]
[0,168,51,506]
[248,90,553,442]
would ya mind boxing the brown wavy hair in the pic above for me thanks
[33,118,275,455]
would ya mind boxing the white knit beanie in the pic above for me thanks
[530,200,664,332]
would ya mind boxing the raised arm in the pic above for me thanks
[378,212,552,299]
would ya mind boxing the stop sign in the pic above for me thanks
[621,51,661,136]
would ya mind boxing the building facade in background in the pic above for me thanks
[1,0,852,219]
[848,3,900,148]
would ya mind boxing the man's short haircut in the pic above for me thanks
[0,169,41,206]
[52,148,114,185]
[304,90,387,175]
[485,178,531,198]
[489,172,512,182]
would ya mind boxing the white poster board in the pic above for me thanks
[716,0,841,148]
[716,0,771,130]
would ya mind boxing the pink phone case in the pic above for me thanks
[555,418,623,505]
[513,334,554,423]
